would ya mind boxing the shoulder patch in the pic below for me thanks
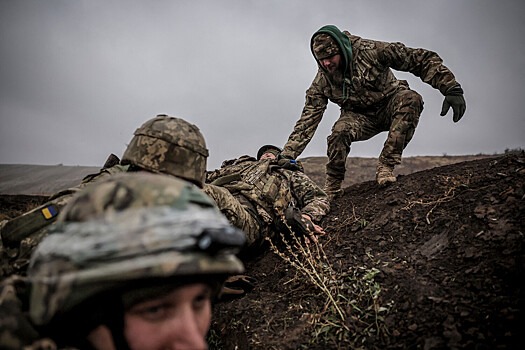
[41,205,59,220]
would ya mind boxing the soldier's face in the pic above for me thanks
[260,152,277,160]
[320,54,341,74]
[88,283,213,350]
[124,283,212,350]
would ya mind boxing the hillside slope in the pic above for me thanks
[211,152,524,349]
[0,153,522,348]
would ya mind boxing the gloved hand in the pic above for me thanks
[277,158,304,172]
[440,85,466,123]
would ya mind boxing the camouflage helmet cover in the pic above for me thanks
[27,172,245,325]
[121,114,209,187]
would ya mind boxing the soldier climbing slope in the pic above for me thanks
[281,24,466,195]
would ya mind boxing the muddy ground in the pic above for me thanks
[1,153,523,349]
[210,152,524,349]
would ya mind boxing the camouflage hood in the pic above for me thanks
[310,25,353,101]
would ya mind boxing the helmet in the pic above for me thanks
[121,114,209,187]
[27,172,245,326]
[257,144,282,160]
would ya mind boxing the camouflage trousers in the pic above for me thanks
[326,89,423,180]
[203,184,266,247]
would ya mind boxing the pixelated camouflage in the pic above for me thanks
[312,33,340,59]
[0,276,41,349]
[121,114,209,187]
[205,157,329,246]
[282,30,462,181]
[27,172,245,326]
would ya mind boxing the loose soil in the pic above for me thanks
[211,152,524,349]
[1,153,523,349]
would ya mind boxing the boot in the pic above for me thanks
[218,275,257,301]
[324,176,343,197]
[376,162,396,186]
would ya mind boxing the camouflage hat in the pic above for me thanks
[27,172,245,326]
[121,114,209,187]
[257,144,282,160]
[312,33,340,60]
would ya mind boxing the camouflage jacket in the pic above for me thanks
[0,164,129,277]
[0,275,72,350]
[282,31,462,159]
[206,156,329,223]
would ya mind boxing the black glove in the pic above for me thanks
[440,85,466,123]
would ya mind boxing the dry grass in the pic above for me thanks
[267,224,392,348]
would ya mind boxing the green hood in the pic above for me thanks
[310,25,353,101]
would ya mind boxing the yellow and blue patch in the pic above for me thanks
[41,205,58,220]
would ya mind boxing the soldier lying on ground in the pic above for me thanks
[204,144,330,254]
[0,114,209,277]
[0,172,245,350]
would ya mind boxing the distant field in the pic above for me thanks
[300,154,497,188]
[0,155,497,196]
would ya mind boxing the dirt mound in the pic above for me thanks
[210,152,525,349]
[0,153,523,349]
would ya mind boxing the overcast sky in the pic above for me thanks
[1,0,524,170]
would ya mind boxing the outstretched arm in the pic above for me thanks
[282,73,329,159]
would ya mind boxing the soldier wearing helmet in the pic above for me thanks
[121,114,208,187]
[204,144,329,250]
[1,114,208,277]
[1,172,245,349]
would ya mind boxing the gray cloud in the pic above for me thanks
[1,0,524,170]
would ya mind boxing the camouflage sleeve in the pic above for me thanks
[290,172,330,222]
[378,40,460,95]
[0,276,44,349]
[0,166,126,265]
[282,72,329,159]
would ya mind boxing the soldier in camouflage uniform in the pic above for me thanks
[281,25,467,194]
[0,172,245,349]
[0,114,209,277]
[204,144,330,251]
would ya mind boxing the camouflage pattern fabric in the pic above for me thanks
[121,114,209,187]
[0,276,38,349]
[204,184,264,245]
[312,33,340,59]
[326,89,423,179]
[27,172,245,326]
[205,157,330,246]
[0,275,66,349]
[282,31,462,180]
[0,165,128,278]
[1,114,209,276]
